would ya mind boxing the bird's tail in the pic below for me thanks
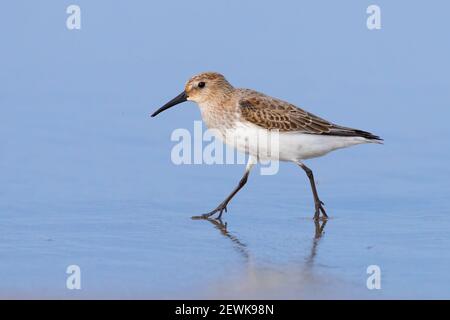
[327,126,384,144]
[355,129,384,144]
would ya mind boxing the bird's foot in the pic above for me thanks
[313,200,328,221]
[192,202,228,220]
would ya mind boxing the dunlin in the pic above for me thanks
[151,72,382,220]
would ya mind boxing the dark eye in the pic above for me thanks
[198,82,206,88]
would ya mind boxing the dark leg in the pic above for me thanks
[193,157,256,220]
[298,162,328,220]
[197,171,250,219]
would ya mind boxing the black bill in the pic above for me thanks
[151,91,187,117]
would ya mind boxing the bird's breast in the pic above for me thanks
[198,103,239,133]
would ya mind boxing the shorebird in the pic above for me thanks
[151,72,382,220]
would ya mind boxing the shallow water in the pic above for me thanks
[1,100,449,299]
[1,1,450,299]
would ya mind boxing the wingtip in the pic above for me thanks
[370,136,384,144]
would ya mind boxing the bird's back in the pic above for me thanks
[234,88,382,142]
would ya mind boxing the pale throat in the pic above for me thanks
[196,99,238,133]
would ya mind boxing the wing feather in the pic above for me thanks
[238,93,382,140]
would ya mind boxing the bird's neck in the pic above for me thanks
[198,94,238,131]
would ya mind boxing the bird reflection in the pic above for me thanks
[305,219,327,268]
[193,217,328,267]
[201,217,250,260]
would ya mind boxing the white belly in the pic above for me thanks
[215,122,372,161]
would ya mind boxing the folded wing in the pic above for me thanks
[238,93,382,141]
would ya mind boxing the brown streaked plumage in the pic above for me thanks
[151,72,383,221]
[238,92,381,140]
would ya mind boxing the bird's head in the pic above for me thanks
[151,72,234,117]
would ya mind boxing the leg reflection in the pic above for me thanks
[193,217,328,267]
[202,218,250,260]
[305,219,327,268]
